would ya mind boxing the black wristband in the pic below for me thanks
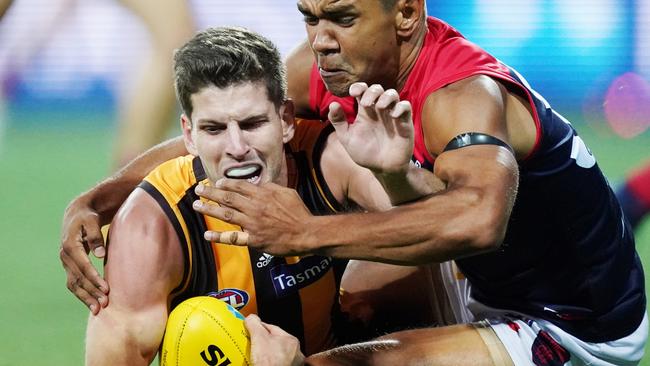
[443,132,514,155]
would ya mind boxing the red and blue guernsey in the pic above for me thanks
[309,17,645,342]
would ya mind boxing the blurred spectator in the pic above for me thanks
[111,0,194,168]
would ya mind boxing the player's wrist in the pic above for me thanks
[374,166,411,188]
[300,215,337,255]
[291,353,305,366]
[371,159,411,177]
[85,183,121,226]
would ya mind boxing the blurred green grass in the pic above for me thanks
[0,121,647,365]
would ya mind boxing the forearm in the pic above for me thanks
[304,187,506,265]
[82,136,187,225]
[376,164,445,205]
[308,146,520,264]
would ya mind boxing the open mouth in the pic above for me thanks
[224,164,263,184]
[319,67,345,77]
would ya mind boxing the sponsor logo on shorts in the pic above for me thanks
[531,330,570,366]
[256,253,274,268]
[270,256,332,297]
[200,344,231,366]
[207,288,249,311]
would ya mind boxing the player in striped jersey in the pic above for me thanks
[83,26,436,365]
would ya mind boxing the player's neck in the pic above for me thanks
[280,150,295,188]
[396,21,427,92]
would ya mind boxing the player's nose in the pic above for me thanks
[225,126,250,159]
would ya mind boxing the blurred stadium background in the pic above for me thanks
[0,0,648,364]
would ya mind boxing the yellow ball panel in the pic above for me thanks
[161,296,251,366]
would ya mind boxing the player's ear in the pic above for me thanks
[395,0,424,38]
[280,100,295,144]
[181,114,199,155]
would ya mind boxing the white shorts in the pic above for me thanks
[478,306,648,366]
[439,261,649,365]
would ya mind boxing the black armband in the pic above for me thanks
[443,132,514,155]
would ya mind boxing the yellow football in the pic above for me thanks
[160,296,251,366]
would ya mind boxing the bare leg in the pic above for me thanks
[306,324,514,366]
[112,0,194,168]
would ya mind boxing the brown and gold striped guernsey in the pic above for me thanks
[138,119,346,355]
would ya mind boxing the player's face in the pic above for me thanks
[298,0,401,96]
[182,82,294,186]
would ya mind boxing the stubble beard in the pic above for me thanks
[323,78,353,97]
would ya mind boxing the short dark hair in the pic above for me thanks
[173,26,287,117]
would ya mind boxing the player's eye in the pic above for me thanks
[335,16,355,26]
[240,120,267,131]
[201,125,225,134]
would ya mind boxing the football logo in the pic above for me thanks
[207,289,249,310]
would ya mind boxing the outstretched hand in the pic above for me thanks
[59,197,109,314]
[329,82,414,175]
[192,181,314,256]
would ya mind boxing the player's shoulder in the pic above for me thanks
[423,74,507,124]
[114,186,169,229]
[143,155,201,203]
[421,75,511,155]
[432,74,504,99]
[147,155,196,181]
[289,118,331,153]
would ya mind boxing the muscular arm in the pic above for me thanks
[85,189,183,365]
[60,136,187,310]
[306,145,517,264]
[302,76,519,264]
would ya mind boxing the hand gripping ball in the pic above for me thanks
[161,296,251,366]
